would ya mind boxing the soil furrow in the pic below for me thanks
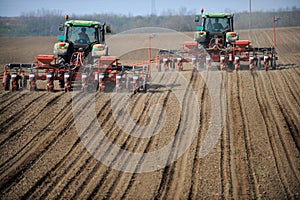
[227,72,251,199]
[27,93,112,199]
[187,71,209,200]
[270,72,300,151]
[237,72,259,198]
[0,92,64,169]
[72,73,167,199]
[0,92,99,199]
[104,91,172,199]
[76,73,176,199]
[109,74,180,200]
[49,73,164,199]
[263,73,300,184]
[282,69,300,107]
[154,70,200,199]
[251,72,289,197]
[0,94,73,194]
[0,92,25,111]
[222,72,234,199]
[0,92,48,133]
[77,94,154,199]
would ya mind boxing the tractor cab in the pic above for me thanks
[194,13,238,48]
[54,16,111,64]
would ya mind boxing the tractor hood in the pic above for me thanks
[65,20,101,27]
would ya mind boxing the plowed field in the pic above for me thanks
[0,27,299,199]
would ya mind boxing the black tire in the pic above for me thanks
[158,60,161,72]
[271,57,276,70]
[257,57,261,69]
[171,60,175,70]
[59,80,65,89]
[14,78,20,91]
[21,75,27,89]
[227,62,234,70]
[30,80,37,91]
[4,74,11,91]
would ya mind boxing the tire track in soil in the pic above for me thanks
[0,92,47,130]
[65,74,166,198]
[187,71,211,200]
[0,92,72,193]
[269,72,300,152]
[21,92,111,199]
[282,69,300,106]
[252,72,290,197]
[292,67,300,77]
[153,70,200,200]
[99,93,171,199]
[70,73,171,199]
[0,92,95,199]
[0,92,25,110]
[219,72,233,199]
[236,72,259,198]
[264,73,300,184]
[226,72,257,199]
[0,92,63,164]
[105,73,180,200]
[41,73,166,199]
[40,94,115,200]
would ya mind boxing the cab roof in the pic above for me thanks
[65,20,101,27]
[202,13,233,18]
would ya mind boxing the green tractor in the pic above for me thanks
[177,9,277,71]
[194,11,239,49]
[53,15,111,65]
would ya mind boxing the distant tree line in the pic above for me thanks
[0,7,299,37]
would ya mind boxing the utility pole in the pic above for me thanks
[249,0,252,30]
[151,0,157,16]
[273,16,280,53]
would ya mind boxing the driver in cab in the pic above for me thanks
[76,27,90,44]
[213,18,224,31]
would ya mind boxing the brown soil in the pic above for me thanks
[0,27,299,199]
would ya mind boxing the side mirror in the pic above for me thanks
[58,23,64,31]
[194,15,200,23]
[106,25,111,33]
